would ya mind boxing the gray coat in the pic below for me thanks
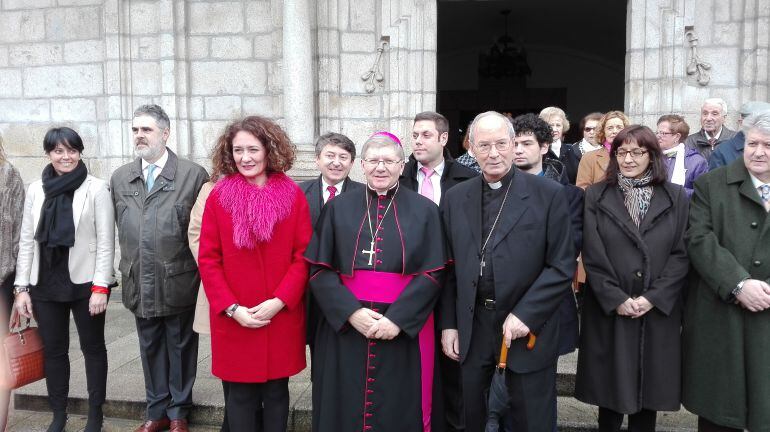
[111,149,209,318]
[575,181,689,414]
[684,127,737,161]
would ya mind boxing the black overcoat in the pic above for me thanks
[575,180,689,414]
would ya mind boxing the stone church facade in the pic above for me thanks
[0,0,767,182]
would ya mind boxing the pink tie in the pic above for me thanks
[326,185,337,202]
[420,167,434,202]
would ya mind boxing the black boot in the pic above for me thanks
[46,411,67,432]
[84,406,104,432]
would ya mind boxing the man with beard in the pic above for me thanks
[111,105,208,432]
[300,132,364,353]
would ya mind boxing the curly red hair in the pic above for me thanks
[211,116,296,181]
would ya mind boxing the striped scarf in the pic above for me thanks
[617,170,654,227]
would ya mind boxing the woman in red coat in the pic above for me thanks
[198,116,312,432]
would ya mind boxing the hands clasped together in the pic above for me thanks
[231,298,285,328]
[348,307,401,340]
[734,279,770,312]
[615,296,654,318]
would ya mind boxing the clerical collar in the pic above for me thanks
[483,168,514,190]
[366,182,399,197]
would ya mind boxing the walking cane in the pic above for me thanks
[497,332,537,369]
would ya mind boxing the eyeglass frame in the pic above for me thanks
[472,140,513,154]
[614,149,650,159]
[362,158,404,168]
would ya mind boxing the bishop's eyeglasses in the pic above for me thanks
[473,141,512,154]
[363,158,403,168]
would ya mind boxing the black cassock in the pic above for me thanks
[305,185,447,432]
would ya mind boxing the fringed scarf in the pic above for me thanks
[214,172,297,249]
[617,170,654,227]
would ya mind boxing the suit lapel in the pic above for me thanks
[72,176,90,233]
[463,177,483,251]
[308,177,323,221]
[492,171,529,249]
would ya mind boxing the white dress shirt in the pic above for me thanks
[142,149,168,183]
[321,178,346,204]
[416,160,445,205]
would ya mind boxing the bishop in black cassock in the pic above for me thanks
[305,132,447,432]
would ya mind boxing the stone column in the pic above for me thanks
[283,0,317,179]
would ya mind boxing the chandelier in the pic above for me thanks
[478,9,532,79]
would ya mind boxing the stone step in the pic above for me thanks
[12,298,697,431]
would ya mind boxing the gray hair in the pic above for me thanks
[539,106,570,133]
[361,134,405,161]
[133,104,170,130]
[468,111,515,145]
[741,109,770,135]
[314,132,357,159]
[703,98,728,116]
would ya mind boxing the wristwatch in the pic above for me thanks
[12,286,29,296]
[225,303,239,318]
[732,278,748,298]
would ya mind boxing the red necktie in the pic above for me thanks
[326,185,337,202]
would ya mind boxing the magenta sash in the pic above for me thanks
[341,270,434,432]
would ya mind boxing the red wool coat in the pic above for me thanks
[198,174,312,383]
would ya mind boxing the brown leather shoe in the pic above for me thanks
[169,419,189,432]
[134,418,171,432]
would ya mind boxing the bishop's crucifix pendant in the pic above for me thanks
[362,240,376,266]
[479,258,486,276]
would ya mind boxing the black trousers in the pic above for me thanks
[135,309,198,421]
[34,297,107,412]
[461,308,556,432]
[598,407,656,432]
[439,347,465,432]
[225,378,289,432]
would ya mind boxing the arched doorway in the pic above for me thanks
[437,0,627,155]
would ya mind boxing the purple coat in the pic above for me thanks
[663,147,708,197]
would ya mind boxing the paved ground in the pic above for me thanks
[9,289,697,431]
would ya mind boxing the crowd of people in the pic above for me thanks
[0,97,769,432]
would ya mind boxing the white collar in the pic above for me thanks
[418,160,445,177]
[749,173,770,189]
[142,148,168,172]
[321,177,345,192]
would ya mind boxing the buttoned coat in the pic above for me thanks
[683,159,770,431]
[575,181,689,414]
[439,169,575,372]
[111,149,209,318]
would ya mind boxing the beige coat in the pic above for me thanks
[188,181,214,334]
[576,148,610,190]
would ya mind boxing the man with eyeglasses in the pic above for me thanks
[398,111,477,432]
[439,111,575,432]
[656,114,708,197]
[300,132,364,355]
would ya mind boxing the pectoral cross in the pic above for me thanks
[480,258,486,276]
[362,240,376,266]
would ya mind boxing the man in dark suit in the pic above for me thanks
[299,132,365,226]
[400,111,477,432]
[440,111,575,432]
[299,132,364,352]
[400,111,478,205]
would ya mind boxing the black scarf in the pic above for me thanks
[35,160,88,248]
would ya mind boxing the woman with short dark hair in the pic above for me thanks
[13,127,114,432]
[575,125,689,432]
[198,116,312,432]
